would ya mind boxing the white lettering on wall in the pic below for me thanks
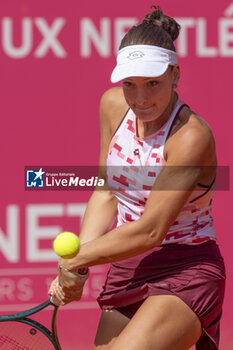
[1,9,233,58]
[80,18,110,57]
[2,17,32,58]
[34,18,67,57]
[175,18,195,57]
[196,18,218,57]
[26,203,86,262]
[0,278,15,301]
[219,18,233,56]
[66,203,86,219]
[0,278,33,301]
[1,17,67,58]
[0,205,19,262]
[224,3,233,17]
[17,278,34,301]
[0,203,87,263]
[26,204,64,262]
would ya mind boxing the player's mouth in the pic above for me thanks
[134,105,155,113]
[134,105,157,118]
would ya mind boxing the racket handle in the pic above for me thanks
[50,295,60,306]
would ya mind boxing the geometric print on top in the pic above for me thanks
[107,98,216,245]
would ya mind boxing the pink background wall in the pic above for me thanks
[0,1,232,349]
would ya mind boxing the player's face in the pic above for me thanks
[121,65,180,123]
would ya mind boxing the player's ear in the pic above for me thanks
[172,65,180,86]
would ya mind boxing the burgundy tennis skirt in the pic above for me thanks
[97,241,225,350]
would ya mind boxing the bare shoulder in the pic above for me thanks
[100,87,128,136]
[180,107,215,144]
[183,107,214,136]
[165,106,217,166]
[100,86,126,108]
[98,87,129,167]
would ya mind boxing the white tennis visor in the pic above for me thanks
[111,45,178,83]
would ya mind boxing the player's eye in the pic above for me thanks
[122,81,133,87]
[148,80,159,87]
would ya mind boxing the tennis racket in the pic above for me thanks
[0,298,61,349]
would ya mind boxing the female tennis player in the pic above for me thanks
[49,6,226,350]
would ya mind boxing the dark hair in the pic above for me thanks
[119,6,180,52]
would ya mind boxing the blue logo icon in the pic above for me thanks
[26,168,45,188]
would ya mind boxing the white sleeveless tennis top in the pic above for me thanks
[107,98,216,245]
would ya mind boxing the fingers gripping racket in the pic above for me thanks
[0,298,61,349]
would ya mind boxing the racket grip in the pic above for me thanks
[50,295,61,306]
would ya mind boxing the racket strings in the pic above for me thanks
[0,321,56,349]
[0,335,30,350]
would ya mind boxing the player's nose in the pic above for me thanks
[134,88,148,106]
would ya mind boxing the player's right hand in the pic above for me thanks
[48,272,89,305]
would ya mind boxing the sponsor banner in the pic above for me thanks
[0,3,233,59]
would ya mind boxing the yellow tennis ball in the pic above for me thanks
[53,232,80,258]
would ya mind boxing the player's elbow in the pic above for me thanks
[138,218,164,248]
[147,229,164,247]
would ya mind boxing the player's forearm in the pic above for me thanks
[61,216,162,270]
[78,190,118,244]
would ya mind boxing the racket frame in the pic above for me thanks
[0,300,61,350]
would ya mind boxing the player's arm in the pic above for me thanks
[59,114,216,274]
[52,89,128,303]
[78,87,128,244]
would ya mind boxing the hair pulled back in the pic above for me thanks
[119,6,180,52]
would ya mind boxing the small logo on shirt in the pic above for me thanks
[134,149,140,156]
[127,51,145,60]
